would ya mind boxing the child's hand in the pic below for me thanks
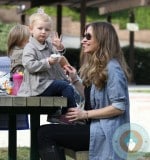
[50,32,64,50]
[48,55,60,65]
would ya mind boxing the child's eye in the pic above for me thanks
[45,28,50,32]
[38,27,42,30]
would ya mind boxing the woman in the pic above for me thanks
[37,21,131,160]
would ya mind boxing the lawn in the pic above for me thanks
[0,147,74,160]
[0,147,150,160]
[0,147,29,160]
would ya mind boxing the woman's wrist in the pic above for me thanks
[71,75,80,84]
[85,111,88,120]
[72,79,79,85]
[83,110,89,120]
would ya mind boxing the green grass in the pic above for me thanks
[0,147,150,160]
[0,147,74,160]
[130,90,150,93]
[145,152,150,157]
[0,147,29,160]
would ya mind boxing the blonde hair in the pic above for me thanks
[29,12,52,28]
[7,24,30,56]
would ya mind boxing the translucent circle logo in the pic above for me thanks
[112,123,150,160]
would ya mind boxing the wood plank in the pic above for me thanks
[27,97,40,107]
[53,96,67,107]
[0,96,67,107]
[40,97,67,107]
[40,97,54,106]
[12,97,27,106]
[0,96,13,106]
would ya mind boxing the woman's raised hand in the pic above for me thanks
[63,65,77,78]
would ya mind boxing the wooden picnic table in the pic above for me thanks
[0,96,67,160]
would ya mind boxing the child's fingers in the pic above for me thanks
[59,34,63,41]
[54,31,58,38]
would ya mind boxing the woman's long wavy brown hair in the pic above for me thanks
[79,22,132,89]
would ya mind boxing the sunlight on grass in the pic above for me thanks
[129,89,150,93]
[0,147,150,160]
[0,147,29,160]
[0,147,74,160]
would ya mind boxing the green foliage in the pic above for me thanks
[85,8,104,22]
[101,6,150,29]
[0,5,150,84]
[0,22,15,54]
[134,6,150,29]
[26,6,56,17]
[82,6,150,29]
[26,6,80,21]
[123,46,150,84]
[25,6,150,29]
[65,47,150,85]
[64,48,81,70]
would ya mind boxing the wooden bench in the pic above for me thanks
[65,148,89,160]
[0,96,67,160]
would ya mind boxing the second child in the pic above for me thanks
[0,24,31,130]
[8,24,30,75]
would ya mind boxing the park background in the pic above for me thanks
[0,4,150,160]
[0,5,150,84]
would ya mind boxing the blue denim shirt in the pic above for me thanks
[89,59,130,160]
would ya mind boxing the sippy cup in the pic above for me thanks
[12,72,23,95]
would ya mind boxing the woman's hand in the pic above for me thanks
[66,108,87,122]
[50,32,64,51]
[64,65,85,97]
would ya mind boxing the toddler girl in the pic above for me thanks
[18,11,77,124]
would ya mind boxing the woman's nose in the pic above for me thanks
[81,38,86,44]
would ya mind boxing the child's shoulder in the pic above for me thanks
[11,48,23,57]
[24,41,35,50]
